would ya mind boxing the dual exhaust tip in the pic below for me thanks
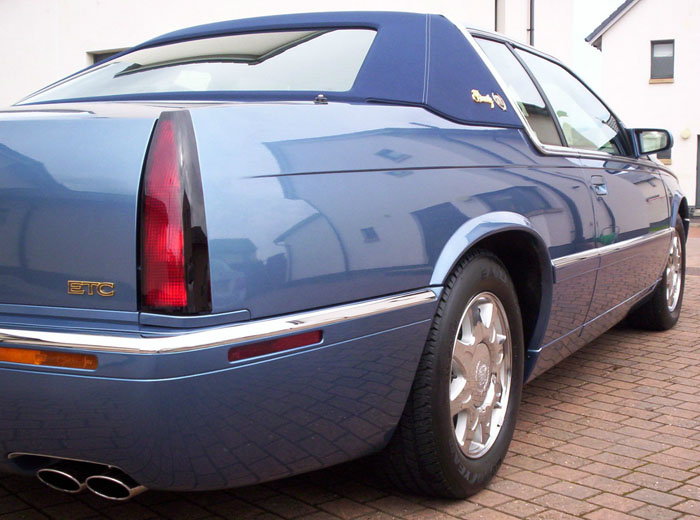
[36,461,145,501]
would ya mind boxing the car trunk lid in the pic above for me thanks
[0,103,161,311]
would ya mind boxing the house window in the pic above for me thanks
[89,50,125,65]
[651,40,674,81]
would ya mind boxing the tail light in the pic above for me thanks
[140,111,211,315]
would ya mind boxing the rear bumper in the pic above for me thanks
[0,289,438,491]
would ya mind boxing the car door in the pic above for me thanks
[577,159,671,337]
[514,48,671,336]
[474,37,600,355]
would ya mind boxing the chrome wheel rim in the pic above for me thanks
[666,229,682,312]
[450,292,512,459]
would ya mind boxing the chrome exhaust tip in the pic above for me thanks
[86,469,146,501]
[36,461,100,494]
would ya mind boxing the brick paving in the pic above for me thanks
[2,235,700,519]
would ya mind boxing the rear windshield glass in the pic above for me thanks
[22,29,377,103]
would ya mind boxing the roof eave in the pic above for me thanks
[585,0,642,45]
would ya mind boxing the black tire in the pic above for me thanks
[379,250,524,498]
[627,219,685,331]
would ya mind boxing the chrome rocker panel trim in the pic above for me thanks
[0,289,439,354]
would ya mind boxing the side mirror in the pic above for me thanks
[630,128,673,157]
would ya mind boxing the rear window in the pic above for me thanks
[22,29,377,103]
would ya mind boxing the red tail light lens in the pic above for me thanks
[140,112,212,314]
[142,119,187,308]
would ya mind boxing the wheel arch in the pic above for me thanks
[430,212,553,364]
[675,196,690,238]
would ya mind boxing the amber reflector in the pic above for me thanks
[0,347,97,370]
[228,330,323,362]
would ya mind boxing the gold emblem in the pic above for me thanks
[471,89,494,109]
[492,93,507,111]
[68,280,115,297]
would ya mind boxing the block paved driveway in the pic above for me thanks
[2,227,700,520]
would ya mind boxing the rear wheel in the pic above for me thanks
[627,219,685,330]
[380,251,524,497]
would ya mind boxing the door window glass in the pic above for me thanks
[516,49,624,155]
[476,38,562,146]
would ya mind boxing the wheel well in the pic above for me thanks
[471,231,543,352]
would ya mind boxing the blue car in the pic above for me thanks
[0,11,686,501]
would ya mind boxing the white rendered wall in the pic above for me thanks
[0,0,501,106]
[597,0,700,205]
[0,0,612,106]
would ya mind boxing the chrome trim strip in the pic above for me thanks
[0,289,438,355]
[552,248,598,269]
[552,228,673,269]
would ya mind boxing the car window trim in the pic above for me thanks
[465,27,634,161]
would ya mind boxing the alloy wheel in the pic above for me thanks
[666,229,683,312]
[449,292,512,459]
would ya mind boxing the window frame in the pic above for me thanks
[467,29,635,160]
[650,39,674,81]
[514,47,628,156]
[473,36,565,147]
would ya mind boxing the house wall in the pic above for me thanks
[0,0,599,107]
[0,0,497,106]
[597,0,700,205]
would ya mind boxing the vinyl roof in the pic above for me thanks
[28,12,523,129]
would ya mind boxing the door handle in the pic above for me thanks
[591,175,608,196]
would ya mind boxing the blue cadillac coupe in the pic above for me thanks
[0,12,686,500]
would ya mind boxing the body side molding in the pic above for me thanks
[0,289,438,354]
[552,228,673,270]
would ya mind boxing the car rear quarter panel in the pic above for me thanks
[190,103,597,332]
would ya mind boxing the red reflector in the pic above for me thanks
[142,119,187,309]
[228,330,323,362]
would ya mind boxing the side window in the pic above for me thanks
[516,49,626,155]
[476,38,562,146]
